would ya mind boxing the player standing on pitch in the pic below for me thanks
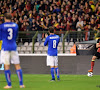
[88,38,100,74]
[0,13,25,89]
[44,27,60,81]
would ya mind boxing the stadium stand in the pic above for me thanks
[0,0,100,54]
[17,41,75,54]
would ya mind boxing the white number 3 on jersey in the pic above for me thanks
[8,28,13,40]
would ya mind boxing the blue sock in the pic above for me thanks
[55,68,60,79]
[16,69,23,85]
[4,70,11,86]
[51,68,55,79]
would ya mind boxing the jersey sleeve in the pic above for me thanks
[44,36,49,46]
[15,24,19,39]
[58,36,60,43]
[57,36,60,46]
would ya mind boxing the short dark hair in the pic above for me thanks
[4,13,12,20]
[49,27,54,33]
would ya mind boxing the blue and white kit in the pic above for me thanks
[0,22,20,65]
[44,34,60,66]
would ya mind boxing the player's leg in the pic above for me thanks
[47,55,55,81]
[4,64,12,89]
[14,64,25,88]
[88,56,97,72]
[1,51,12,89]
[50,57,55,81]
[54,56,60,80]
[50,66,55,81]
[55,66,60,80]
[11,51,25,88]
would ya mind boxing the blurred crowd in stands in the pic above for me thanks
[0,0,100,43]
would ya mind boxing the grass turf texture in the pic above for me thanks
[0,74,100,90]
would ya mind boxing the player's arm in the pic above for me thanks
[58,36,60,43]
[96,43,100,48]
[15,24,19,40]
[96,43,100,53]
[56,36,60,47]
[44,36,49,46]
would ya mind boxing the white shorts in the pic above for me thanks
[1,50,20,65]
[46,55,58,66]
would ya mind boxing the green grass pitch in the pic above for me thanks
[0,74,100,90]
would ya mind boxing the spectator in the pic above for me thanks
[67,12,72,22]
[78,5,84,16]
[84,2,90,14]
[53,6,61,14]
[26,2,31,11]
[66,21,71,42]
[35,1,40,12]
[76,17,84,42]
[71,17,77,42]
[90,18,96,30]
[88,24,94,40]
[29,14,33,26]
[32,19,37,31]
[39,0,45,11]
[59,22,65,42]
[36,20,43,44]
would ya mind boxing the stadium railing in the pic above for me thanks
[32,31,38,53]
[18,30,97,54]
[94,31,100,39]
[62,31,68,53]
[18,31,36,44]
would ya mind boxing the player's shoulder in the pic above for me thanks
[54,34,60,39]
[0,23,4,29]
[0,23,4,26]
[4,22,18,26]
[55,34,60,38]
[11,22,18,27]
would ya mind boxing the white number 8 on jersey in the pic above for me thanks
[53,40,56,48]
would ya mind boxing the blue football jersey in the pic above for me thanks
[44,34,60,56]
[0,22,18,51]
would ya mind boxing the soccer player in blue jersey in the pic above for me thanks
[44,27,60,81]
[0,13,25,89]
